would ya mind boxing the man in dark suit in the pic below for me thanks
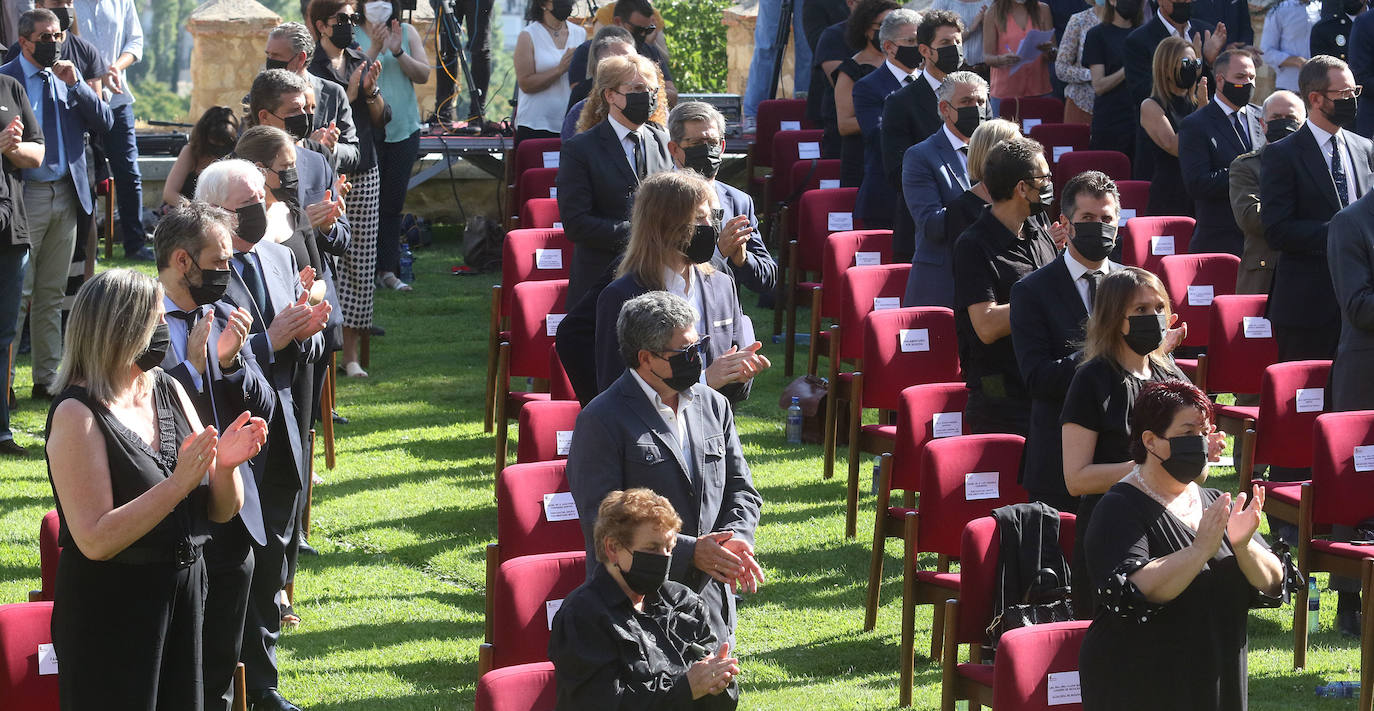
[567,291,763,648]
[881,9,965,260]
[265,21,361,176]
[1263,56,1374,364]
[1178,49,1265,256]
[1311,0,1364,64]
[153,203,277,711]
[901,71,986,308]
[1350,8,1374,137]
[0,50,42,456]
[557,53,674,304]
[1230,90,1305,295]
[853,8,921,229]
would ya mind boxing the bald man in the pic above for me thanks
[1230,90,1305,295]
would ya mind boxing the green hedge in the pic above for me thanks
[659,0,731,94]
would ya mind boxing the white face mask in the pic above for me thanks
[365,1,392,25]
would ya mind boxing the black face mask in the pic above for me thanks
[1264,116,1300,144]
[206,140,235,159]
[236,202,269,244]
[618,550,671,595]
[32,40,60,68]
[188,262,232,306]
[1026,179,1053,215]
[1114,0,1142,20]
[264,57,291,71]
[1325,96,1359,131]
[271,167,300,203]
[655,343,704,393]
[330,20,354,48]
[952,104,983,139]
[1345,0,1365,14]
[932,43,963,74]
[681,142,723,180]
[1152,434,1209,484]
[1167,1,1192,23]
[51,7,73,32]
[685,224,718,264]
[550,0,574,21]
[1124,312,1167,355]
[619,90,654,126]
[1219,81,1254,109]
[135,323,171,373]
[281,111,313,142]
[894,43,923,72]
[1176,58,1202,89]
[1071,221,1117,262]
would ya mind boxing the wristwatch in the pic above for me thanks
[391,48,404,58]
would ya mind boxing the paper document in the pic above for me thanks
[1011,29,1056,74]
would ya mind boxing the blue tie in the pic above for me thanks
[39,72,59,174]
[234,253,271,324]
[1332,134,1351,208]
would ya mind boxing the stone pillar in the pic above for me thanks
[408,4,440,120]
[723,1,796,99]
[185,0,282,124]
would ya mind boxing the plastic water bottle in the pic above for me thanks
[399,244,415,283]
[1315,681,1361,698]
[1309,576,1321,635]
[786,397,803,444]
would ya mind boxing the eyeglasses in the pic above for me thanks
[1026,173,1053,184]
[332,12,364,25]
[29,31,63,42]
[627,22,656,34]
[1323,86,1364,99]
[654,336,709,362]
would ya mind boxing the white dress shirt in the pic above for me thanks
[943,123,971,181]
[74,0,143,109]
[1063,251,1113,312]
[629,368,696,473]
[1214,93,1254,146]
[1157,8,1187,37]
[919,68,944,94]
[162,295,210,394]
[1307,120,1361,205]
[609,116,643,175]
[886,59,919,86]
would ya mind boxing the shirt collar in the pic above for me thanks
[18,53,45,81]
[886,59,917,86]
[628,367,695,414]
[943,123,969,152]
[1214,92,1245,117]
[1157,8,1186,35]
[976,205,1025,250]
[1063,249,1111,281]
[610,115,640,143]
[588,563,667,610]
[662,265,696,299]
[162,295,208,320]
[920,68,943,93]
[1307,118,1339,148]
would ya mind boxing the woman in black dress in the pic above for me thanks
[162,106,240,207]
[834,0,897,187]
[1078,379,1296,710]
[1138,37,1207,216]
[1081,0,1140,158]
[44,269,267,710]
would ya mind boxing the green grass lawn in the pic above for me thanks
[0,230,1365,709]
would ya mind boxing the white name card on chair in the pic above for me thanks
[798,142,821,160]
[546,313,566,337]
[899,328,930,352]
[1242,316,1272,339]
[535,248,563,270]
[819,179,840,189]
[545,598,564,630]
[1187,285,1214,307]
[965,472,999,500]
[542,151,560,169]
[1295,388,1325,414]
[1052,146,1072,162]
[779,120,802,131]
[548,187,558,198]
[1354,445,1374,472]
[1047,671,1081,705]
[1150,235,1175,255]
[543,491,579,521]
[828,212,854,231]
[556,430,574,456]
[873,296,900,311]
[1022,118,1041,134]
[932,411,962,438]
[854,251,881,266]
[1120,208,1136,223]
[37,643,58,675]
[552,221,563,229]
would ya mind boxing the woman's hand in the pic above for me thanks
[172,427,219,489]
[1205,425,1226,462]
[1163,312,1187,352]
[1226,485,1264,547]
[1193,491,1230,558]
[215,411,268,471]
[363,60,381,95]
[384,19,405,54]
[1192,75,1209,106]
[1048,216,1070,250]
[687,643,741,699]
[557,46,576,72]
[346,63,364,102]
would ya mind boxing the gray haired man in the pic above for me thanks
[264,21,360,174]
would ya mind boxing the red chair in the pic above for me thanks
[763,129,826,218]
[1158,253,1240,350]
[512,167,559,229]
[519,198,560,229]
[771,159,844,251]
[842,307,960,538]
[998,96,1064,129]
[899,433,1029,690]
[865,382,970,630]
[1119,216,1195,275]
[494,279,568,471]
[1053,151,1131,208]
[475,661,557,711]
[504,138,561,228]
[932,512,1080,708]
[806,229,896,377]
[1028,123,1090,167]
[748,99,812,192]
[516,400,581,464]
[548,345,576,402]
[1190,295,1277,409]
[0,601,58,710]
[779,188,859,375]
[1226,360,1332,523]
[1289,410,1374,695]
[28,511,58,602]
[486,230,572,431]
[987,621,1092,710]
[485,460,583,641]
[477,550,586,675]
[1116,180,1150,220]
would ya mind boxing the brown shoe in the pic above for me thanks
[0,439,26,456]
[31,384,52,401]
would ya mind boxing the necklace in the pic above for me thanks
[1128,468,1196,512]
[543,19,566,37]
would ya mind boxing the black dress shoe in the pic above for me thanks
[369,324,385,337]
[298,541,319,556]
[248,688,302,711]
[331,410,349,425]
[0,439,26,456]
[31,384,51,401]
[1338,610,1363,638]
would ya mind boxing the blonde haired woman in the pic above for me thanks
[591,171,768,403]
[1138,36,1207,215]
[45,269,267,709]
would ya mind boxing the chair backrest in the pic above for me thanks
[788,158,844,196]
[795,188,860,275]
[953,513,1078,646]
[507,279,569,381]
[501,229,572,316]
[999,96,1065,129]
[1119,216,1194,274]
[837,264,911,362]
[0,601,58,710]
[916,434,1030,557]
[513,138,563,179]
[515,168,560,216]
[1054,151,1131,205]
[770,129,827,206]
[517,400,583,464]
[1116,180,1150,222]
[495,460,584,562]
[548,345,576,401]
[1205,294,1277,395]
[37,511,58,603]
[753,99,812,167]
[1158,253,1240,348]
[520,198,561,229]
[1310,411,1374,528]
[1254,360,1333,469]
[1029,123,1090,167]
[992,620,1093,710]
[891,382,971,493]
[475,662,557,711]
[821,230,895,317]
[860,307,960,412]
[490,551,587,670]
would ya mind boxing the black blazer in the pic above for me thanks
[1123,16,1215,110]
[881,75,944,259]
[711,180,777,296]
[1261,123,1374,329]
[556,118,674,304]
[1178,99,1264,255]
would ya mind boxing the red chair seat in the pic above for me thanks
[913,570,961,590]
[1215,404,1258,422]
[1175,358,1197,379]
[860,423,897,441]
[798,280,821,292]
[887,505,917,520]
[1257,481,1302,507]
[837,371,855,385]
[957,662,996,687]
[508,392,550,407]
[1312,539,1374,559]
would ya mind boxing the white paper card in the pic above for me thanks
[543,491,579,521]
[535,248,563,270]
[1242,316,1273,339]
[965,471,1000,501]
[819,179,841,189]
[1052,145,1072,161]
[545,598,564,630]
[854,251,881,266]
[828,212,854,231]
[899,328,930,352]
[555,430,574,456]
[1120,208,1137,220]
[873,296,900,311]
[553,221,563,229]
[932,411,962,438]
[1022,118,1042,134]
[798,141,821,159]
[542,151,559,169]
[1187,285,1214,307]
[1150,235,1175,255]
[1295,388,1325,414]
[1047,671,1081,705]
[548,187,558,198]
[1355,445,1374,472]
[779,120,802,132]
[37,643,57,675]
[545,313,566,337]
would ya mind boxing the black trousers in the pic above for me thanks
[202,523,255,711]
[242,480,301,692]
[964,389,1032,437]
[375,131,421,277]
[435,0,493,119]
[514,126,558,146]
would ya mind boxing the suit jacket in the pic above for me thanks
[593,267,754,404]
[159,301,276,546]
[1352,11,1374,139]
[1311,12,1354,64]
[1229,146,1277,295]
[295,144,350,347]
[852,65,903,227]
[903,128,971,308]
[1328,191,1374,409]
[1261,123,1374,329]
[566,372,762,645]
[305,72,361,176]
[557,118,674,304]
[0,55,112,214]
[882,76,944,257]
[1178,99,1265,255]
[1123,16,1217,112]
[710,180,777,295]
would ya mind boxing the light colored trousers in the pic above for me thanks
[21,179,78,388]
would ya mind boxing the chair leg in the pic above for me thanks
[233,663,248,711]
[899,512,918,708]
[485,287,501,432]
[844,378,864,539]
[939,601,959,711]
[806,289,822,377]
[864,455,893,631]
[321,354,336,470]
[305,429,315,538]
[1361,559,1374,711]
[822,379,840,480]
[784,242,799,376]
[930,585,947,662]
[494,345,511,474]
[104,182,114,260]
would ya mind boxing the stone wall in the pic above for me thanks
[723,1,796,98]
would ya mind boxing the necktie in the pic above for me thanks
[1332,134,1351,208]
[632,131,646,181]
[1231,110,1251,151]
[39,72,58,172]
[903,75,914,85]
[1084,270,1103,309]
[234,253,270,322]
[167,309,199,326]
